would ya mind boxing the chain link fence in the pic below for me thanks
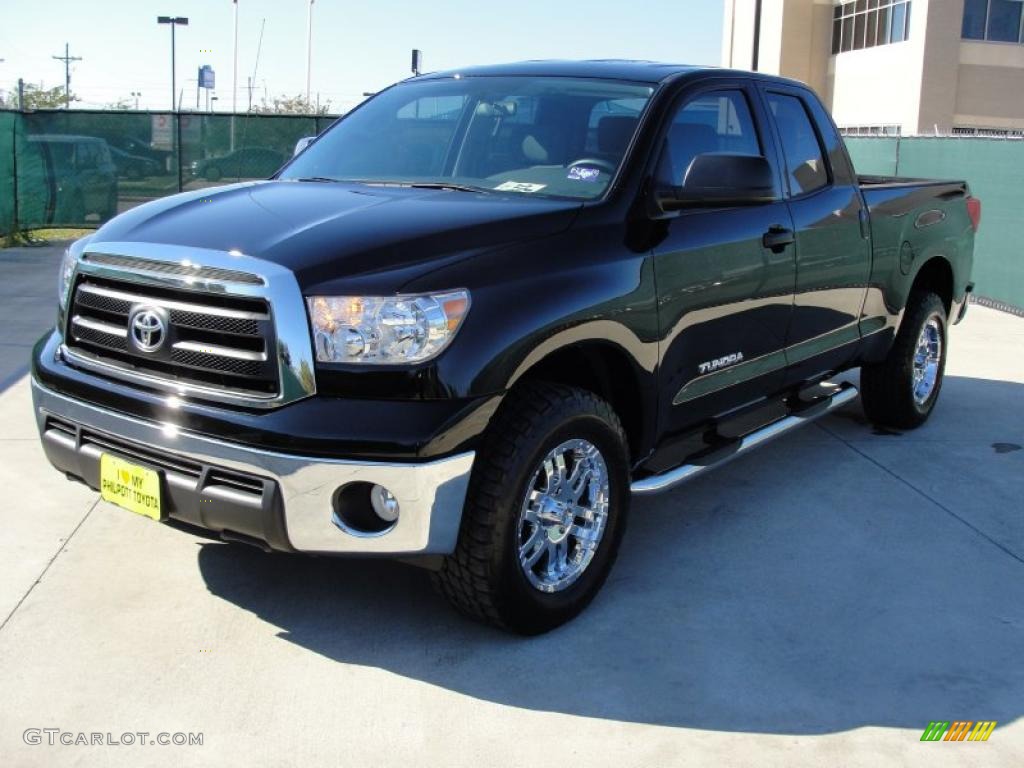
[0,109,337,235]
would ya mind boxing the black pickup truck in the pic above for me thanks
[32,61,978,633]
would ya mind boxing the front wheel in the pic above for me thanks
[433,382,630,634]
[861,290,948,429]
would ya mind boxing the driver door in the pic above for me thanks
[652,82,797,439]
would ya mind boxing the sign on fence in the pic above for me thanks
[150,114,201,151]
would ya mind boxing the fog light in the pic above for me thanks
[331,482,398,536]
[370,485,399,523]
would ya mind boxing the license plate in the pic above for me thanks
[100,454,163,521]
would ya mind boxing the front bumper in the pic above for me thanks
[32,378,474,555]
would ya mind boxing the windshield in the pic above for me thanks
[280,76,655,200]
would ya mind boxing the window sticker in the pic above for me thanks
[567,166,601,182]
[494,181,547,193]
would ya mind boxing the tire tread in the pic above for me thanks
[432,381,626,631]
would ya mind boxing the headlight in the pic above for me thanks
[58,236,91,310]
[306,290,470,365]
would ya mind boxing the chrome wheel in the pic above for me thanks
[517,438,610,593]
[912,314,943,405]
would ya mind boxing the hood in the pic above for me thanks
[92,181,581,292]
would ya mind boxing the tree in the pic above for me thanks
[15,83,79,110]
[105,96,135,110]
[256,93,332,115]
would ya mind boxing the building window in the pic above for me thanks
[832,1,912,55]
[963,0,1024,43]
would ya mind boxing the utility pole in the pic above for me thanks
[51,43,82,108]
[17,78,25,111]
[752,0,763,72]
[305,0,314,103]
[231,0,239,150]
[157,16,189,111]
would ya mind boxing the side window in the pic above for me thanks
[765,93,829,195]
[658,90,760,186]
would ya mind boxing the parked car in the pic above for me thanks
[34,61,978,634]
[24,134,118,224]
[110,136,170,166]
[108,146,162,179]
[190,147,287,181]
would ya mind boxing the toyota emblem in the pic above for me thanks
[129,308,167,353]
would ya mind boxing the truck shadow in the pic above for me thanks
[197,375,1024,734]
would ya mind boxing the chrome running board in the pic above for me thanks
[631,384,859,495]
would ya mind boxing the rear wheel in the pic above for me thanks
[433,381,629,634]
[861,290,948,429]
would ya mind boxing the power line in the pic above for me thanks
[50,42,82,108]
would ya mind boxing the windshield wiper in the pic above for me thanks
[293,176,338,183]
[407,182,490,194]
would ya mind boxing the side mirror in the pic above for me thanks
[657,153,776,211]
[293,136,316,157]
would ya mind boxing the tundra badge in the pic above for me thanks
[699,352,744,375]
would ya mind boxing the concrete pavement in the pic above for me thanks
[0,245,1021,766]
[0,243,64,391]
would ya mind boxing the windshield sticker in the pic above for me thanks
[494,181,547,193]
[568,166,601,182]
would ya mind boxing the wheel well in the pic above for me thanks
[515,343,647,462]
[911,257,953,316]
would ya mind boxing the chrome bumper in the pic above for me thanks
[31,378,474,555]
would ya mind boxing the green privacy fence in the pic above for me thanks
[845,136,1023,310]
[0,109,338,236]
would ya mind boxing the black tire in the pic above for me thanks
[433,381,630,634]
[861,290,948,430]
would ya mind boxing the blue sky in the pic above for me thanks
[0,0,724,112]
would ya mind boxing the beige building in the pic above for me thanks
[721,0,1024,136]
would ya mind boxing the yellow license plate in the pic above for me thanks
[100,454,163,521]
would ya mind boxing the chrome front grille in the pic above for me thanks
[60,242,316,409]
[66,277,279,396]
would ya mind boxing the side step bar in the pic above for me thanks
[631,384,859,495]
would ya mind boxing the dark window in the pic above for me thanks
[866,9,879,46]
[962,0,988,38]
[854,12,867,49]
[841,14,854,51]
[961,0,1024,43]
[987,0,1024,42]
[766,93,829,196]
[831,0,912,53]
[878,5,892,44]
[657,90,760,187]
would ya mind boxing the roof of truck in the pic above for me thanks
[416,60,712,84]
[414,60,812,89]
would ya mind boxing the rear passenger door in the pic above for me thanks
[759,84,872,383]
[652,82,796,438]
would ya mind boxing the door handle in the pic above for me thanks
[762,225,795,252]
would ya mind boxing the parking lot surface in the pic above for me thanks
[0,244,1021,767]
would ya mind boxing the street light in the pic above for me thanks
[157,16,189,112]
[130,91,142,110]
